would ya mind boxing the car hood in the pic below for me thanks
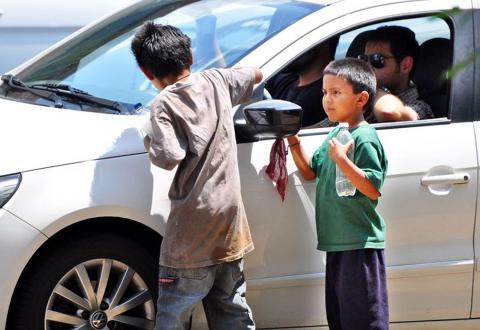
[0,97,148,176]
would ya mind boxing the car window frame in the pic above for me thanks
[237,2,475,145]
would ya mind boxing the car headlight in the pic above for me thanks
[0,173,21,208]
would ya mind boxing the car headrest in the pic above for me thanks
[413,38,451,94]
[346,30,372,58]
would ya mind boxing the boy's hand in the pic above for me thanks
[329,138,353,163]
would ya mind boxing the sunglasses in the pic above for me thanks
[357,53,395,69]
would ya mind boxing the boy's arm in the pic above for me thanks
[146,110,187,171]
[252,68,263,84]
[226,67,262,106]
[287,135,316,181]
[329,138,380,200]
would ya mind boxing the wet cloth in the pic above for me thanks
[266,137,288,201]
[148,68,256,268]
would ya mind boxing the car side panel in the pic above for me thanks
[238,0,476,327]
[4,153,170,237]
[0,210,47,329]
[469,5,480,318]
[240,122,476,327]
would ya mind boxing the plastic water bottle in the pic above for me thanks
[335,123,356,196]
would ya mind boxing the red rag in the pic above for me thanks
[266,137,288,202]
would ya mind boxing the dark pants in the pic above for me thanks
[325,249,389,330]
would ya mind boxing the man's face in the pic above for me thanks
[364,41,402,91]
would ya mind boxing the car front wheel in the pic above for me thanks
[9,233,158,330]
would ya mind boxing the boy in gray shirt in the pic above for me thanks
[131,22,262,329]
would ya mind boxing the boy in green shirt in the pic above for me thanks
[287,58,389,329]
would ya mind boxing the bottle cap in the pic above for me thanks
[338,122,349,128]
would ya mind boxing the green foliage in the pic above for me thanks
[431,7,478,80]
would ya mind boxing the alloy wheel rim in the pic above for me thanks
[44,258,155,329]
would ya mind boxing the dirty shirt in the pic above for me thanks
[148,68,256,268]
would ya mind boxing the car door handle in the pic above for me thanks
[421,173,470,186]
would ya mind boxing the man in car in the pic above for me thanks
[265,37,338,127]
[360,25,434,122]
[131,22,262,329]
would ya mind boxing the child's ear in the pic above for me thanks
[357,91,370,108]
[140,67,155,81]
[188,48,194,66]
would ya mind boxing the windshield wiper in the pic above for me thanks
[1,74,63,108]
[28,82,126,113]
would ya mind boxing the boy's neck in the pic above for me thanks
[157,69,191,89]
[346,113,367,129]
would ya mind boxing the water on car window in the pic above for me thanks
[6,0,323,112]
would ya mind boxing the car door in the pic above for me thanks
[236,0,477,328]
[470,1,480,318]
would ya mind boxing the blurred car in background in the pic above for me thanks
[0,0,139,73]
[0,0,479,329]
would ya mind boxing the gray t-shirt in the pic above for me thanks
[148,68,255,268]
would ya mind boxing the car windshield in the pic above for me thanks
[3,0,323,111]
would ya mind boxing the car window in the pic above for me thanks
[261,14,452,132]
[4,0,323,112]
[336,16,450,59]
[338,16,451,120]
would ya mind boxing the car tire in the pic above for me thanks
[9,233,158,330]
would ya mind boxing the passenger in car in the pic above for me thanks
[309,26,434,129]
[287,58,389,330]
[360,25,434,122]
[265,37,338,127]
[131,22,262,329]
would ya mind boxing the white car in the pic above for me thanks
[0,0,479,329]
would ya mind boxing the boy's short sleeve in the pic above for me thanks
[148,108,187,170]
[310,143,327,174]
[354,141,387,192]
[220,68,256,106]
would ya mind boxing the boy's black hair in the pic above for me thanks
[367,25,419,76]
[131,22,191,79]
[324,58,376,112]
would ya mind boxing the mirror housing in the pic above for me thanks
[242,100,302,140]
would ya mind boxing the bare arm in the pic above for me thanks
[252,68,263,84]
[286,135,316,181]
[373,89,418,122]
[329,138,380,200]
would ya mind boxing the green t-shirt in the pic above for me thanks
[310,124,388,252]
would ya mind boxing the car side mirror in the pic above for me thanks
[241,100,302,140]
